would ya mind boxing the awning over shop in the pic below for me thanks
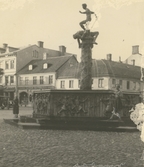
[18,86,55,90]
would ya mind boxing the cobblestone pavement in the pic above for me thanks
[0,107,144,167]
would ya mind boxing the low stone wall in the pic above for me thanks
[32,90,140,118]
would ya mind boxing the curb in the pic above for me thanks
[3,118,138,132]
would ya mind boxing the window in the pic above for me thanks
[43,63,48,69]
[33,50,39,58]
[0,62,2,68]
[78,80,81,88]
[0,76,2,83]
[49,75,53,84]
[60,80,65,88]
[133,82,136,90]
[5,61,9,69]
[10,76,14,84]
[127,81,130,89]
[43,53,47,60]
[10,60,14,69]
[91,79,94,88]
[43,53,49,60]
[25,77,29,85]
[137,83,140,91]
[112,78,116,88]
[112,79,115,84]
[40,76,44,84]
[131,59,135,66]
[5,76,8,85]
[119,80,122,86]
[20,77,23,85]
[29,65,33,70]
[98,78,104,88]
[70,63,73,67]
[33,76,37,85]
[69,80,74,88]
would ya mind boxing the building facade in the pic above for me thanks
[0,41,142,105]
[0,41,74,100]
[57,58,142,94]
[17,55,78,104]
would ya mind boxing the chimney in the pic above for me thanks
[59,45,66,56]
[119,56,121,62]
[107,54,112,61]
[3,43,8,49]
[132,45,139,54]
[3,43,9,53]
[132,59,135,66]
[38,41,44,48]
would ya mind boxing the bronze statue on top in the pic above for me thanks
[79,3,97,31]
[73,4,99,48]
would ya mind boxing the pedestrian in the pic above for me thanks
[29,94,32,102]
[110,84,123,120]
[13,96,19,118]
[79,3,97,30]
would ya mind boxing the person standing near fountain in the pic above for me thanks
[13,96,19,118]
[79,3,97,31]
[110,85,123,120]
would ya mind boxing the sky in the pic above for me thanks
[0,0,144,62]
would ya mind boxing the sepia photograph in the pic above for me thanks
[0,0,144,166]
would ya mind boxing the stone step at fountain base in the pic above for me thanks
[3,115,138,132]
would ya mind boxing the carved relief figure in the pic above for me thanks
[57,96,71,116]
[33,93,50,115]
[72,96,87,116]
[57,95,88,116]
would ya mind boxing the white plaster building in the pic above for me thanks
[57,56,142,94]
[124,45,142,66]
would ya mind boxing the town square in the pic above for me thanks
[0,0,144,167]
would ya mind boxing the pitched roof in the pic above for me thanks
[0,45,34,57]
[58,59,141,80]
[97,59,141,79]
[17,55,73,74]
[57,63,80,79]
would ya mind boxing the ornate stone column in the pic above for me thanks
[73,30,99,90]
